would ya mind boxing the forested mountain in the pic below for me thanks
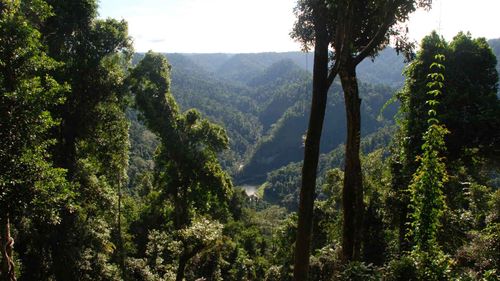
[121,34,500,280]
[3,0,498,278]
[262,126,395,210]
[237,82,397,184]
[489,38,500,81]
[257,37,500,209]
[129,50,401,184]
[184,47,406,87]
[128,38,500,186]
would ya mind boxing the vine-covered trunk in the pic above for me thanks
[0,214,16,281]
[293,27,329,281]
[340,65,364,262]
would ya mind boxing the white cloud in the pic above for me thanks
[408,0,500,44]
[99,0,500,53]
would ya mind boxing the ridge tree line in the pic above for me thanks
[1,0,499,281]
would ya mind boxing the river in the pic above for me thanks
[240,185,258,196]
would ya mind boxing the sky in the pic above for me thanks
[98,0,500,53]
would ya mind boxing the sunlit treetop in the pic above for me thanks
[291,0,432,62]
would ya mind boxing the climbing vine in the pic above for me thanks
[408,47,452,280]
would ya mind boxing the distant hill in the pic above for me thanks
[261,126,395,210]
[128,39,499,186]
[236,81,397,184]
[183,47,406,87]
[165,52,399,184]
[128,51,409,185]
[488,38,500,79]
[167,54,263,171]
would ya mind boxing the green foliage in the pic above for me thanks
[6,1,135,279]
[0,0,69,222]
[0,11,69,281]
[1,0,499,279]
[454,190,500,279]
[455,223,500,279]
[384,256,419,281]
[126,109,159,190]
[125,217,224,280]
[397,32,499,173]
[338,261,381,281]
[408,123,449,252]
[261,127,395,211]
[129,52,233,227]
[408,39,449,251]
[411,250,453,281]
[128,52,240,280]
[391,32,499,266]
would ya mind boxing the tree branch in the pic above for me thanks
[326,59,340,89]
[353,1,398,65]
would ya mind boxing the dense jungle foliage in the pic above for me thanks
[0,0,499,280]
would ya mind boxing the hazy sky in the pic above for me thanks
[98,0,500,53]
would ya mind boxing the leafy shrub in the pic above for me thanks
[383,255,418,281]
[337,261,381,281]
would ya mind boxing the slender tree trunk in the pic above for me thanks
[117,173,125,274]
[173,183,190,281]
[173,183,189,230]
[51,212,75,280]
[1,214,16,281]
[293,29,329,281]
[392,162,412,253]
[56,107,78,177]
[175,251,188,281]
[340,64,364,262]
[399,203,411,252]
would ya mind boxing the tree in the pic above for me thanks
[404,37,453,281]
[128,52,233,281]
[392,32,500,253]
[402,33,499,164]
[13,1,134,279]
[0,1,68,279]
[290,0,431,277]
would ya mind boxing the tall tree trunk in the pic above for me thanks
[173,183,190,281]
[176,251,189,281]
[173,183,189,230]
[398,200,411,252]
[51,212,75,281]
[293,30,329,281]
[117,174,125,274]
[391,161,412,253]
[340,64,364,262]
[1,214,16,281]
